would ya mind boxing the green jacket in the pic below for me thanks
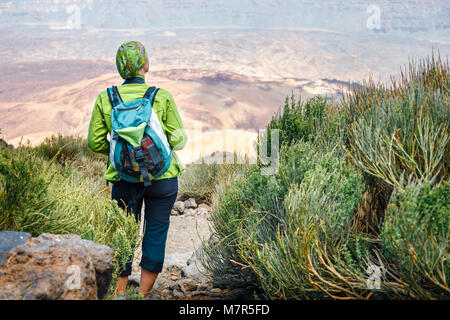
[87,79,188,182]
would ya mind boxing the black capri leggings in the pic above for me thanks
[111,177,178,276]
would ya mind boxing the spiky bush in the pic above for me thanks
[34,134,106,164]
[202,142,370,299]
[179,162,230,201]
[380,180,449,299]
[203,52,449,300]
[342,53,449,298]
[179,154,251,202]
[34,134,108,179]
[241,146,369,299]
[343,54,449,188]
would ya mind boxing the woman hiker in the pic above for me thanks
[87,41,188,299]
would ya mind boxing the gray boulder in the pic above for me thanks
[76,237,114,299]
[181,248,208,282]
[0,231,31,266]
[184,198,197,209]
[0,232,113,300]
[173,201,185,214]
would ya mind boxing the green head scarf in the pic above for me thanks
[116,41,147,79]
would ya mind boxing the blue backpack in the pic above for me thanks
[107,86,172,187]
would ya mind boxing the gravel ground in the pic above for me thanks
[132,206,211,274]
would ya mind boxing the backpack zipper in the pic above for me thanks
[117,102,144,111]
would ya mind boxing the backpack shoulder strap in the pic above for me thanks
[107,86,124,108]
[143,86,160,106]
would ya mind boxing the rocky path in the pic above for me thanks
[129,198,221,299]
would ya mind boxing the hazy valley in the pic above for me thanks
[0,1,449,162]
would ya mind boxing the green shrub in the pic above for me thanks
[0,146,49,228]
[203,142,369,299]
[0,144,140,298]
[179,154,251,202]
[34,134,104,163]
[33,134,108,179]
[178,162,224,201]
[203,53,449,300]
[380,180,449,299]
[343,54,449,188]
[342,53,449,298]
[266,95,345,150]
[242,145,368,299]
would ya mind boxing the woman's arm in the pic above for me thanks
[162,90,188,151]
[87,95,109,155]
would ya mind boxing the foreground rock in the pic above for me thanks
[129,246,256,300]
[129,248,213,299]
[0,231,113,300]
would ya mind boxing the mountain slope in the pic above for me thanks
[0,61,351,162]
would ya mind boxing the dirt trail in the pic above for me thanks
[129,200,219,299]
[132,206,211,275]
[166,214,212,255]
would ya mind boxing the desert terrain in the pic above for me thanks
[0,59,352,163]
[0,1,448,162]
